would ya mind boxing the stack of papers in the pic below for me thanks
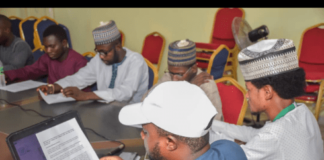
[0,80,46,92]
[39,91,75,104]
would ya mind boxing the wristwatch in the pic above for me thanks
[47,84,55,94]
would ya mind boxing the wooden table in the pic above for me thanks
[0,88,145,160]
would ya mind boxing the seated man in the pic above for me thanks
[102,81,247,160]
[210,39,324,159]
[0,14,33,71]
[143,39,223,121]
[5,25,88,90]
[38,21,148,104]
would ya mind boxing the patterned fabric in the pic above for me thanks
[92,21,121,45]
[238,39,299,81]
[209,103,324,160]
[108,56,126,88]
[168,39,196,66]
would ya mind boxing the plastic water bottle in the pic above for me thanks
[0,60,5,87]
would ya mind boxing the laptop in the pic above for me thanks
[6,110,115,160]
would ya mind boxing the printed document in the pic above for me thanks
[39,91,75,104]
[35,118,99,160]
[0,80,46,92]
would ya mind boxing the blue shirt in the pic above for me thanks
[196,140,247,160]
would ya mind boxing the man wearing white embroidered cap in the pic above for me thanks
[209,39,324,160]
[101,81,247,160]
[39,20,148,104]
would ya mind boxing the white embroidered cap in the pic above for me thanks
[238,39,299,81]
[118,81,217,138]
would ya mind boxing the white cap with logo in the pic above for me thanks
[118,81,217,138]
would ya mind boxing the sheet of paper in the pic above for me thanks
[39,91,75,104]
[0,80,46,92]
[35,118,99,160]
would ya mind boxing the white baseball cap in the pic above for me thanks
[118,81,217,138]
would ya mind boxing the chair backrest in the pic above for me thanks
[119,30,125,47]
[9,16,22,38]
[298,23,324,73]
[59,24,73,49]
[141,32,165,71]
[33,16,58,50]
[144,58,158,90]
[19,16,38,51]
[82,52,96,62]
[32,47,45,62]
[215,77,247,125]
[210,8,245,43]
[82,52,97,91]
[207,45,230,79]
[32,47,47,83]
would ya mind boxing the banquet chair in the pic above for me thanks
[33,16,58,51]
[141,32,165,71]
[59,24,73,49]
[294,23,324,120]
[32,47,47,83]
[206,45,230,80]
[144,58,158,90]
[215,77,247,125]
[19,16,38,51]
[8,16,22,38]
[196,8,245,80]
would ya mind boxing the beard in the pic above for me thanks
[148,142,166,160]
[104,48,119,65]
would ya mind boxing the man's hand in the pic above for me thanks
[61,87,88,101]
[190,72,213,86]
[36,83,62,96]
[100,156,123,160]
[37,85,54,96]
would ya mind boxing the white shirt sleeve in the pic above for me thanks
[93,55,147,103]
[210,120,261,142]
[240,130,281,160]
[55,55,97,89]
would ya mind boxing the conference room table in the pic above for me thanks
[0,87,146,160]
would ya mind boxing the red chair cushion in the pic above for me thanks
[196,40,235,60]
[196,42,220,49]
[197,61,209,69]
[299,27,324,64]
[295,94,317,102]
[142,34,164,64]
[216,82,244,124]
[304,83,320,93]
[304,71,324,80]
[211,38,236,49]
[212,8,244,40]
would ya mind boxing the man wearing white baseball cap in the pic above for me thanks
[101,81,247,160]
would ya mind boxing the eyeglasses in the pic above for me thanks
[94,46,114,57]
[164,67,192,78]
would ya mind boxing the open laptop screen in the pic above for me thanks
[7,111,99,160]
[13,134,46,160]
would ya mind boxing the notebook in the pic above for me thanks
[6,110,100,160]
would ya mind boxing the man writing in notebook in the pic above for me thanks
[209,39,324,159]
[37,21,148,104]
[101,81,247,160]
[5,25,89,91]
